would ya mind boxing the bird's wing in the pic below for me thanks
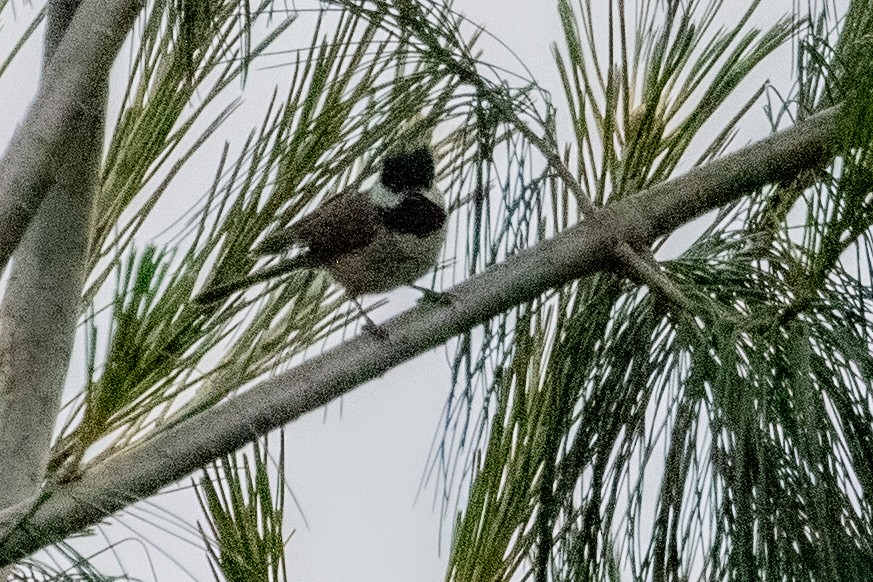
[255,192,381,259]
[196,191,446,305]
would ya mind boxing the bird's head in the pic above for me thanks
[380,147,435,193]
[370,146,440,208]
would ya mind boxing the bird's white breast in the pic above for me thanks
[327,227,445,296]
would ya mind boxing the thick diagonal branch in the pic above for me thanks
[0,107,840,564]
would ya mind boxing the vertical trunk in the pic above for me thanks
[0,0,105,510]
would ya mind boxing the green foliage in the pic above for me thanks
[443,1,873,581]
[12,539,139,580]
[196,435,290,582]
[88,0,289,299]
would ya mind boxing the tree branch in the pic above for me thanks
[0,0,109,512]
[0,106,841,564]
[0,0,144,273]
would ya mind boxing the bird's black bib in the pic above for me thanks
[379,193,446,238]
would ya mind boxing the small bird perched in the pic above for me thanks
[194,146,446,316]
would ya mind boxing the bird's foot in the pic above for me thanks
[412,285,454,306]
[352,297,388,341]
[349,297,389,339]
[363,320,389,340]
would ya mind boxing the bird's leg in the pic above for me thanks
[410,284,454,306]
[350,297,389,340]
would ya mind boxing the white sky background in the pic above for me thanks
[0,0,809,580]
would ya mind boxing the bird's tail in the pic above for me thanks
[194,255,314,305]
[252,227,300,256]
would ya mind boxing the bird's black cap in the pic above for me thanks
[380,147,435,193]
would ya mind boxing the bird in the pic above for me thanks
[194,145,446,326]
